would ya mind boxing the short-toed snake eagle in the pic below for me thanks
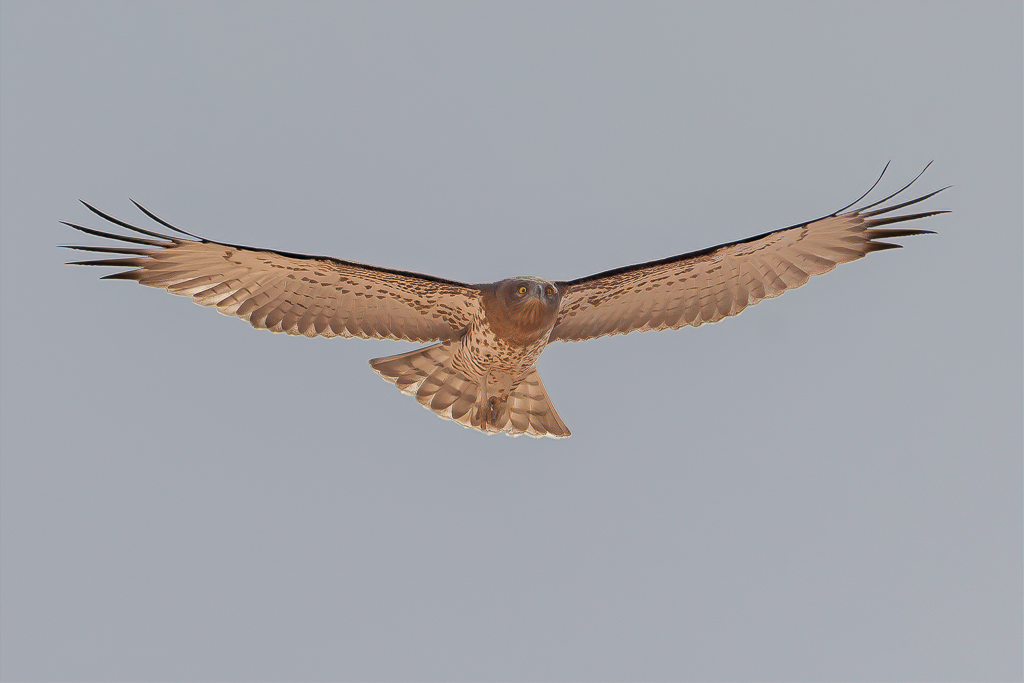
[64,165,946,437]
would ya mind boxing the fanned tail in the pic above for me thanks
[369,343,570,438]
[504,369,571,438]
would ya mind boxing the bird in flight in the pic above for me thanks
[64,165,946,438]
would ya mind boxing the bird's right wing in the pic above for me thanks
[64,201,482,342]
[550,165,947,342]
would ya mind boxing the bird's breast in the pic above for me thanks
[452,314,550,383]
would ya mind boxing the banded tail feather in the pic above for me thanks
[369,344,570,438]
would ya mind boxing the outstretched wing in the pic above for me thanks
[64,202,482,342]
[550,165,947,342]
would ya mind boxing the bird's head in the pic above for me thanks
[483,277,562,344]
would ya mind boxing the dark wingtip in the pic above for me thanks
[99,271,143,280]
[78,199,106,217]
[866,209,950,229]
[70,201,181,241]
[833,161,892,215]
[60,220,166,246]
[865,241,904,252]
[868,228,939,238]
[129,199,202,239]
[67,257,143,267]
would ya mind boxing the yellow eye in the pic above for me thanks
[518,285,528,295]
[545,286,554,297]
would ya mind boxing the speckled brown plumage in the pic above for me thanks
[64,165,947,438]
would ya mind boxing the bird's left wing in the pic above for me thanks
[550,166,947,342]
[64,201,481,342]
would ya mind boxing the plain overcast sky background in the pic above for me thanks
[1,2,1021,681]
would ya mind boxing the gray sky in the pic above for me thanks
[1,2,1021,681]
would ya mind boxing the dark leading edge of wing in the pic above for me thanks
[559,163,947,288]
[62,201,472,288]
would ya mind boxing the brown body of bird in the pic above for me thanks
[64,165,947,438]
